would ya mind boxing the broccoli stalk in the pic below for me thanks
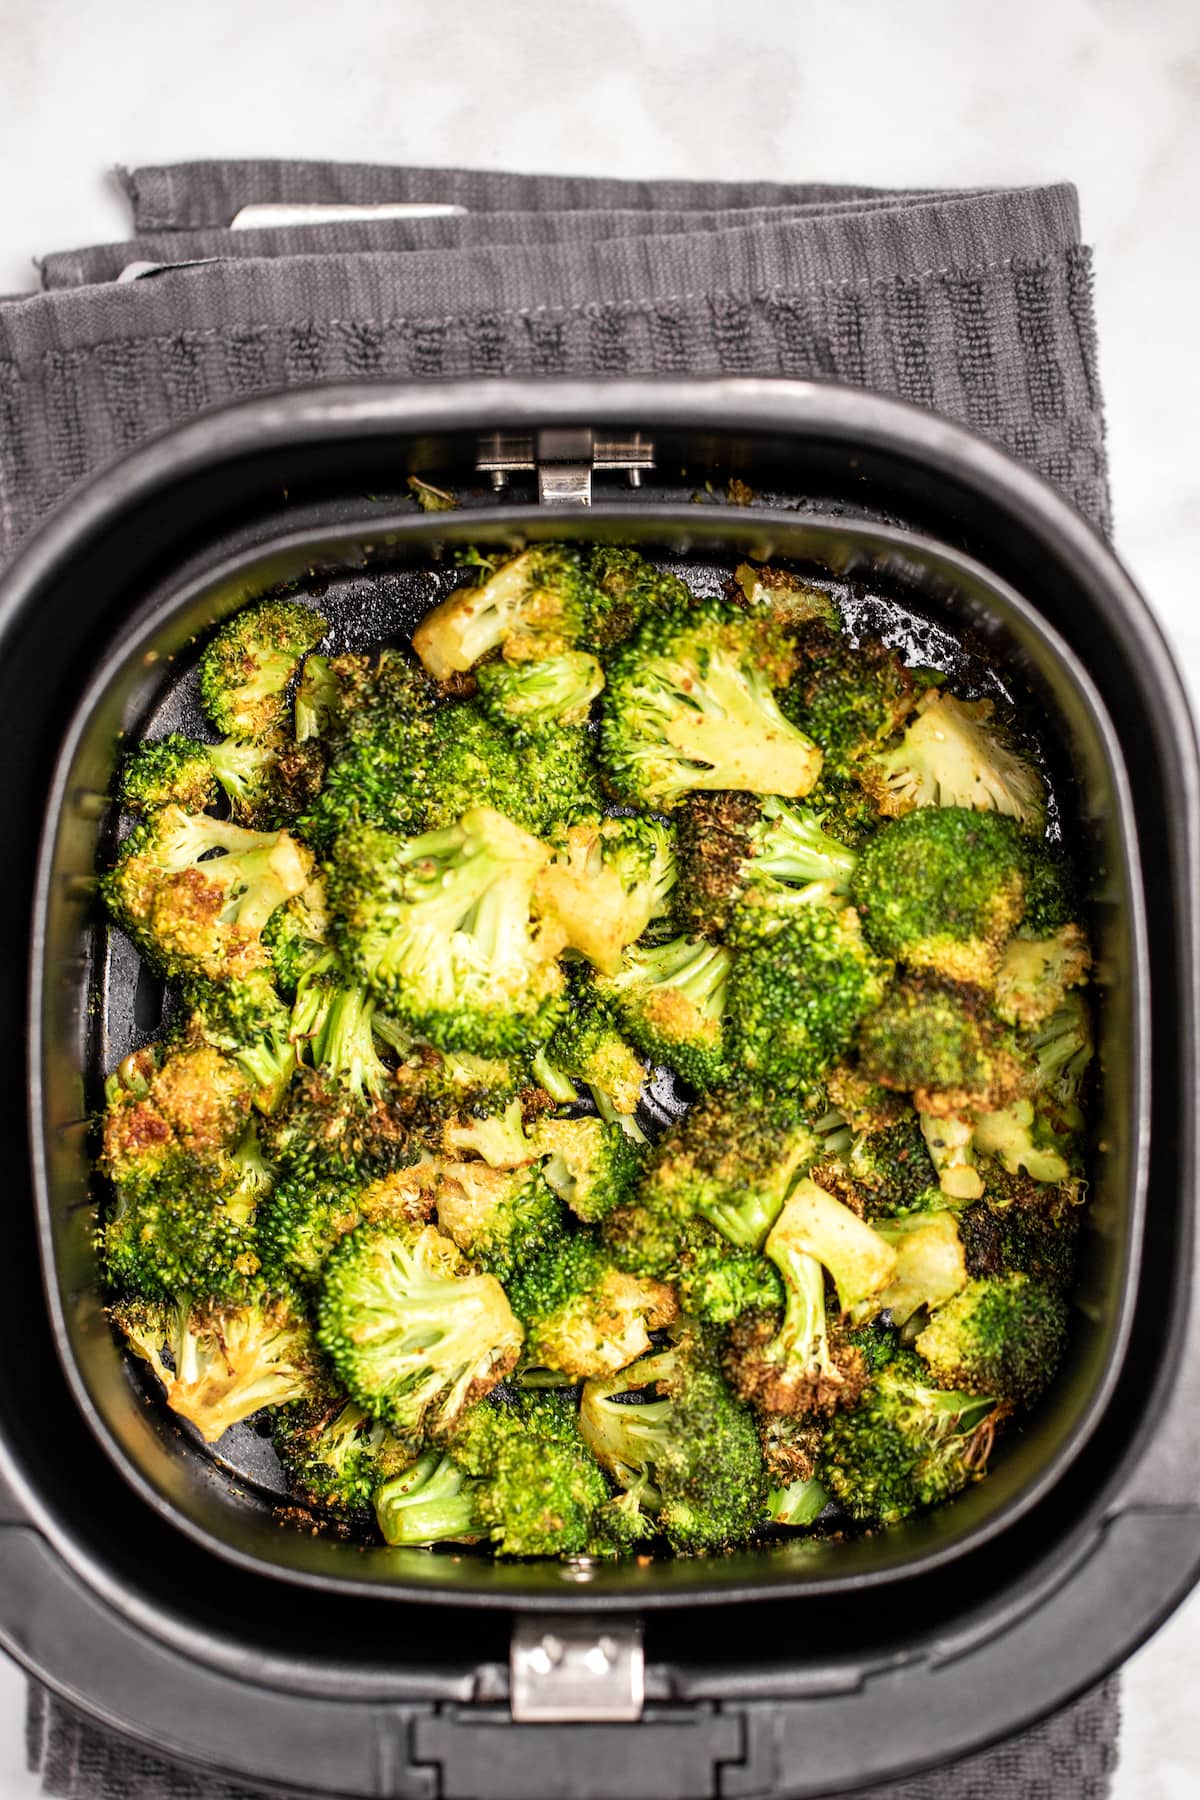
[375,1450,482,1545]
[864,1212,969,1327]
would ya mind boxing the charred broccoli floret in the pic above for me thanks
[584,545,692,653]
[857,974,1022,1115]
[262,1068,418,1187]
[198,600,326,739]
[529,1115,645,1224]
[532,987,648,1117]
[101,1038,252,1197]
[317,1222,523,1442]
[272,1396,408,1515]
[851,807,1027,985]
[818,1099,946,1217]
[534,815,676,975]
[506,1233,677,1382]
[596,934,731,1089]
[117,731,293,826]
[675,791,858,938]
[112,1286,322,1443]
[101,1123,269,1299]
[258,1163,438,1288]
[726,903,886,1090]
[914,1274,1068,1406]
[959,1179,1082,1293]
[600,600,822,809]
[413,547,592,679]
[857,689,1045,830]
[579,1328,767,1552]
[434,1162,567,1280]
[820,1348,1005,1526]
[732,562,841,632]
[104,806,312,984]
[783,621,916,778]
[476,651,605,729]
[329,808,567,1056]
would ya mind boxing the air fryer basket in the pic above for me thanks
[2,380,1197,1798]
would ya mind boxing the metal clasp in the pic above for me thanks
[510,1616,645,1722]
[476,430,654,505]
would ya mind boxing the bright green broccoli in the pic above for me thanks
[317,1221,524,1443]
[584,545,692,654]
[476,651,605,729]
[579,1328,767,1552]
[600,600,823,809]
[820,1348,1005,1526]
[531,986,649,1117]
[783,620,916,778]
[198,600,326,739]
[595,934,732,1089]
[675,791,858,938]
[117,731,283,824]
[272,1396,408,1515]
[434,1161,567,1281]
[529,1114,646,1224]
[505,1232,677,1382]
[914,1274,1068,1406]
[328,807,567,1057]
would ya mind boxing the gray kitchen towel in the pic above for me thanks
[28,1675,1122,1800]
[7,162,1119,1796]
[0,172,1108,571]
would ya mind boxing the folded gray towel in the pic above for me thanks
[7,160,1119,1798]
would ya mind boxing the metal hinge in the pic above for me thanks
[510,1616,645,1722]
[476,430,655,505]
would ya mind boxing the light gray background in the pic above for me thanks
[0,0,1197,1794]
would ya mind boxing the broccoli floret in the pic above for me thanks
[438,1095,534,1168]
[732,562,841,632]
[298,652,443,851]
[727,903,886,1090]
[851,808,1027,985]
[783,621,916,778]
[914,1274,1068,1406]
[675,791,858,939]
[261,1067,420,1186]
[529,1115,645,1224]
[259,1164,438,1288]
[534,816,676,975]
[112,1286,322,1443]
[1020,851,1080,936]
[532,988,648,1116]
[413,547,592,679]
[100,1038,252,1197]
[579,1328,767,1552]
[584,545,692,654]
[632,1090,823,1262]
[917,1107,985,1201]
[864,1212,969,1327]
[820,1348,1005,1526]
[993,925,1091,1028]
[773,1179,900,1313]
[435,1162,567,1280]
[971,1098,1074,1184]
[395,699,595,837]
[328,808,567,1057]
[294,653,340,743]
[675,1225,785,1323]
[857,975,1022,1115]
[600,600,823,809]
[104,806,312,984]
[261,880,330,993]
[822,1105,946,1217]
[118,733,287,827]
[376,1016,527,1124]
[959,1181,1082,1293]
[758,1412,825,1488]
[272,1396,408,1515]
[198,600,327,739]
[476,651,605,729]
[1025,993,1094,1108]
[376,1390,611,1556]
[289,956,392,1102]
[595,934,731,1089]
[506,1233,677,1383]
[317,1221,523,1443]
[858,689,1045,830]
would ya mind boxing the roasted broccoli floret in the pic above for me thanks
[434,1162,567,1280]
[413,547,592,679]
[817,1098,946,1217]
[675,1225,785,1323]
[476,651,605,729]
[1026,993,1094,1109]
[971,1098,1074,1184]
[959,1179,1082,1293]
[675,791,858,939]
[914,1274,1068,1406]
[596,934,731,1090]
[258,1163,438,1288]
[101,1038,252,1198]
[101,1122,269,1299]
[506,1233,677,1382]
[529,1115,645,1224]
[851,807,1027,985]
[376,1390,612,1556]
[272,1396,408,1515]
[772,1179,899,1314]
[118,731,290,825]
[726,903,886,1090]
[600,600,823,809]
[112,1287,322,1443]
[288,955,392,1102]
[584,545,692,653]
[261,880,330,993]
[783,621,916,778]
[262,1068,417,1187]
[317,1222,523,1442]
[104,806,312,984]
[863,1212,969,1327]
[820,1348,1005,1526]
[198,600,327,739]
[298,651,443,850]
[857,974,1022,1115]
[329,808,567,1056]
[732,562,841,632]
[534,816,676,975]
[579,1328,767,1552]
[532,988,648,1117]
[993,924,1091,1028]
[294,653,340,743]
[857,689,1045,829]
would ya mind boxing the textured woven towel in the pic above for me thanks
[6,162,1119,1797]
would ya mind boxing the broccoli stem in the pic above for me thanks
[749,802,858,893]
[531,1044,579,1104]
[375,1452,481,1545]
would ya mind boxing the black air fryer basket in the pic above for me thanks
[1,379,1197,1799]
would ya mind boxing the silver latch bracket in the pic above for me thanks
[510,1616,645,1722]
[476,430,654,505]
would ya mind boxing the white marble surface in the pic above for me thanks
[0,0,1197,1794]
